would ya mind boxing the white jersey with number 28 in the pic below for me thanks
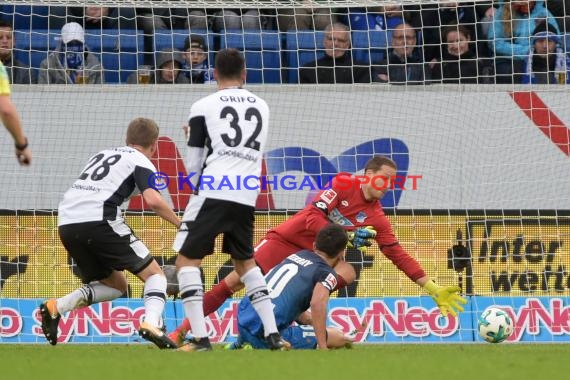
[58,146,157,226]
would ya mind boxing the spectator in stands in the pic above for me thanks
[136,4,207,32]
[488,0,559,84]
[133,1,208,66]
[211,8,266,31]
[431,25,494,84]
[49,6,136,30]
[182,36,215,84]
[418,2,482,63]
[0,21,34,84]
[372,22,430,85]
[343,5,404,32]
[477,2,498,38]
[38,22,103,84]
[299,22,371,84]
[521,22,569,84]
[128,48,189,84]
[277,0,337,31]
[136,4,266,32]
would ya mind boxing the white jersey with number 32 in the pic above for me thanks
[187,87,269,207]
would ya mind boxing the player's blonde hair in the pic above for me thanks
[126,117,159,148]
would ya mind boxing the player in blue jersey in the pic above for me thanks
[236,224,353,350]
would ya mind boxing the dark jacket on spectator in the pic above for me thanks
[526,55,557,84]
[431,50,493,84]
[299,53,370,84]
[184,61,215,84]
[1,56,35,84]
[373,48,429,85]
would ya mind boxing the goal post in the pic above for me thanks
[0,0,569,344]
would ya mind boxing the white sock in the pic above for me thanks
[143,274,167,327]
[178,266,208,338]
[57,281,122,315]
[241,267,278,336]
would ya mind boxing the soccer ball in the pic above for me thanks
[478,307,514,343]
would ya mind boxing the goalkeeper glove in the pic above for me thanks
[347,226,377,253]
[423,280,467,318]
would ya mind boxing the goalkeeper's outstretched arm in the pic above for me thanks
[379,233,467,317]
[419,276,468,318]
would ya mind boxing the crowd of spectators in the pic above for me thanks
[1,1,570,85]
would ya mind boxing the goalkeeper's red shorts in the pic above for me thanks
[253,233,302,274]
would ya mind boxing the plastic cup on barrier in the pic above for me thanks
[75,69,87,84]
[138,65,152,84]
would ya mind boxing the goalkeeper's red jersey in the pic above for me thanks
[269,174,425,281]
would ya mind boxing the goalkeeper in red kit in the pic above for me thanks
[168,155,467,345]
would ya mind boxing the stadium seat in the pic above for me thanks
[352,30,389,65]
[0,5,49,29]
[285,31,325,84]
[84,30,143,84]
[13,29,142,84]
[220,30,282,84]
[153,29,214,66]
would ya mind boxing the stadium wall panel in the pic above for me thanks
[1,297,568,344]
[2,85,569,210]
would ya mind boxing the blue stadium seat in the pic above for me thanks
[0,5,49,29]
[220,30,282,84]
[352,30,389,64]
[153,29,214,66]
[285,31,325,84]
[13,29,143,84]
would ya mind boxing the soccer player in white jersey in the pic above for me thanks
[173,48,288,352]
[39,118,180,349]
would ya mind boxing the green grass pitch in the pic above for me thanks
[2,344,569,380]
